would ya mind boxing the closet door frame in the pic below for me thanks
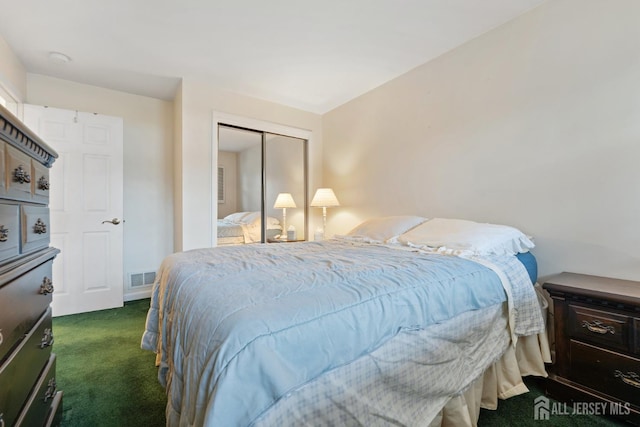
[212,111,310,246]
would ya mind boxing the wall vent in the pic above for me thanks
[129,271,157,288]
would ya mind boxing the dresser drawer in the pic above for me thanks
[21,205,50,253]
[0,260,54,363]
[570,340,640,407]
[569,304,631,352]
[0,203,19,264]
[635,318,640,354]
[15,353,60,427]
[0,142,6,196]
[31,161,50,204]
[5,145,33,201]
[0,308,53,427]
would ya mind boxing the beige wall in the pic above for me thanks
[0,36,26,102]
[177,79,323,251]
[323,0,640,281]
[27,74,175,299]
[217,151,238,218]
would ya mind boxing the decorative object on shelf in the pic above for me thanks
[310,188,340,240]
[273,193,296,239]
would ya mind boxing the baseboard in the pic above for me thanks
[124,289,152,301]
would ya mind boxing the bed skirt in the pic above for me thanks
[430,284,551,426]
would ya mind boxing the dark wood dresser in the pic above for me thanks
[543,272,640,425]
[0,104,61,426]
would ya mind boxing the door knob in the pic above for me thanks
[102,218,124,225]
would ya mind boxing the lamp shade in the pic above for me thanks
[310,188,340,208]
[274,193,297,209]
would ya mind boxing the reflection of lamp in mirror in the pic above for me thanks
[310,188,340,240]
[273,193,296,240]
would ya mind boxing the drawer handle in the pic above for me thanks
[0,225,8,242]
[581,320,615,335]
[38,175,50,191]
[39,277,54,295]
[614,370,640,388]
[44,378,57,402]
[0,329,3,346]
[34,218,47,234]
[40,328,54,348]
[13,164,31,184]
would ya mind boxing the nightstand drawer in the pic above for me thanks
[570,340,640,407]
[569,304,631,352]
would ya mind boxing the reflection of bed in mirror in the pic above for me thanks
[217,212,283,246]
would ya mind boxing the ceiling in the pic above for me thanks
[0,0,546,114]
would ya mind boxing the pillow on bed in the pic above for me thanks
[345,216,427,243]
[397,218,534,255]
[240,212,281,227]
[223,212,251,223]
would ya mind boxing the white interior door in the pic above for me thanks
[23,104,124,316]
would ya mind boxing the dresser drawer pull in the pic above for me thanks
[44,378,57,403]
[0,329,3,346]
[0,225,8,242]
[614,370,640,388]
[39,277,54,295]
[40,328,54,348]
[13,165,31,184]
[33,218,47,234]
[581,320,615,335]
[38,175,50,191]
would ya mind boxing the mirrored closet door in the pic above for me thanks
[217,124,307,246]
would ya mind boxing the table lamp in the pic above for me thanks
[310,188,340,240]
[273,193,296,239]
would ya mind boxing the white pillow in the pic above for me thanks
[238,211,261,224]
[345,216,428,243]
[266,216,281,227]
[236,212,281,228]
[398,218,534,255]
[224,212,251,223]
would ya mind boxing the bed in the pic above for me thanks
[142,216,551,426]
[217,211,283,245]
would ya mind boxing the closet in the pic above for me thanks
[216,124,307,244]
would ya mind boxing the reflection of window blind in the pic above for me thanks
[217,167,225,203]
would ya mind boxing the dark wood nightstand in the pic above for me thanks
[543,272,640,425]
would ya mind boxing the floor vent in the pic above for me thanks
[129,271,157,288]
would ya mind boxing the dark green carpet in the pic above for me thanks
[53,299,165,426]
[53,299,628,426]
